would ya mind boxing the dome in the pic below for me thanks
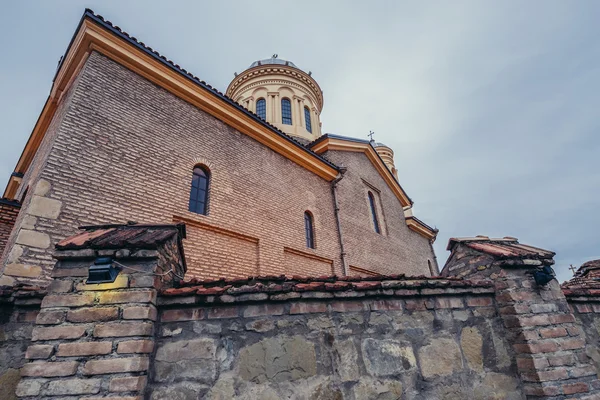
[249,55,299,69]
[373,142,391,149]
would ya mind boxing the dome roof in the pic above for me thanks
[373,141,391,148]
[249,55,298,69]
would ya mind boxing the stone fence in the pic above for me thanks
[1,224,599,399]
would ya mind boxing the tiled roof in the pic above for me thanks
[78,10,337,172]
[447,236,555,259]
[161,274,493,299]
[56,223,185,250]
[562,260,600,294]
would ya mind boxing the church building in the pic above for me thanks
[0,9,438,286]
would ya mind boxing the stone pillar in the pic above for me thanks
[444,244,600,399]
[15,223,186,399]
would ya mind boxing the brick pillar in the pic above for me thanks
[493,267,600,398]
[444,240,600,399]
[15,223,186,399]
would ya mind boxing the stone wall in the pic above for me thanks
[565,291,600,382]
[0,285,43,400]
[154,283,520,399]
[0,199,20,273]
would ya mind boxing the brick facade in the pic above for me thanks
[1,51,436,284]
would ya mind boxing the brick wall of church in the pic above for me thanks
[0,200,20,262]
[1,51,345,283]
[324,150,437,277]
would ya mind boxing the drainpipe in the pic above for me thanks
[331,167,348,276]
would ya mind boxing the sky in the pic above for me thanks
[1,1,598,282]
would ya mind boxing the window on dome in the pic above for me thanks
[304,211,315,249]
[368,191,380,234]
[256,98,266,120]
[304,106,312,133]
[281,98,292,125]
[189,165,210,215]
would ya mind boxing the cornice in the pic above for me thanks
[3,15,338,199]
[406,216,438,242]
[311,137,412,207]
[227,65,323,111]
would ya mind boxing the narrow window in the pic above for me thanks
[189,165,210,215]
[281,98,292,125]
[304,106,312,133]
[304,211,315,248]
[256,98,266,120]
[368,191,380,234]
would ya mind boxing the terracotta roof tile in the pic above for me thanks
[448,236,554,259]
[562,259,600,295]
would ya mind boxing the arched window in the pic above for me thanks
[256,98,266,120]
[304,106,312,133]
[304,211,315,248]
[281,98,292,125]
[368,191,380,234]
[189,165,210,215]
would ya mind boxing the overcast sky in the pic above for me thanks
[1,1,598,282]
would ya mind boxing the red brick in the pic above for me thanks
[57,341,113,357]
[116,339,154,354]
[21,361,79,377]
[97,290,156,305]
[523,384,560,396]
[243,303,286,317]
[559,338,586,351]
[32,325,86,341]
[539,327,568,339]
[330,300,366,313]
[569,365,598,378]
[547,354,575,367]
[110,376,147,392]
[161,308,203,322]
[207,306,240,319]
[563,382,589,395]
[42,293,95,308]
[290,302,327,314]
[550,314,576,324]
[67,307,119,323]
[82,357,149,375]
[575,304,593,313]
[521,368,569,382]
[36,310,66,325]
[405,299,434,311]
[516,356,549,371]
[93,322,153,337]
[513,341,559,354]
[434,297,464,309]
[25,344,54,359]
[123,305,157,320]
[466,296,493,307]
[17,310,39,322]
[369,299,403,311]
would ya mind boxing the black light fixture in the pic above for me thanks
[533,265,556,286]
[87,257,120,284]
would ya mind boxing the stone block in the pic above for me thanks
[32,325,86,341]
[28,195,62,219]
[47,279,73,293]
[361,338,416,377]
[67,307,119,323]
[419,338,463,379]
[21,361,79,377]
[161,308,204,322]
[334,339,359,381]
[82,357,149,375]
[0,275,15,286]
[4,263,42,278]
[353,377,403,400]
[33,179,51,196]
[289,302,327,314]
[238,336,317,383]
[461,327,483,372]
[0,368,21,399]
[243,303,286,318]
[45,378,102,395]
[15,378,43,397]
[110,376,147,392]
[154,338,217,383]
[117,339,155,354]
[16,229,50,249]
[245,319,275,332]
[93,322,153,337]
[473,373,522,400]
[25,344,54,359]
[57,341,113,357]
